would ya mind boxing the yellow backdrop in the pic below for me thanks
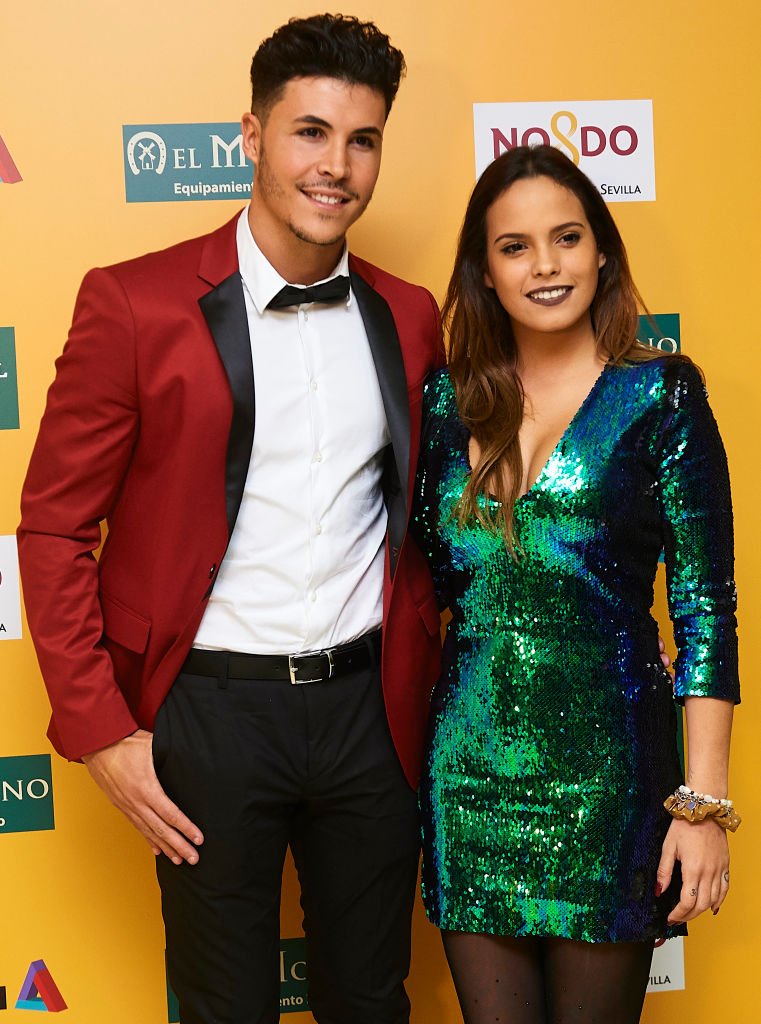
[2,1,759,1021]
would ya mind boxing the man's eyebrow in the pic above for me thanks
[293,115,382,137]
[294,115,332,128]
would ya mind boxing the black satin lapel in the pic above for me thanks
[351,272,411,509]
[351,272,411,578]
[198,273,254,537]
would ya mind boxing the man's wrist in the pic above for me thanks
[81,728,141,763]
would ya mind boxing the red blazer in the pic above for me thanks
[18,216,444,789]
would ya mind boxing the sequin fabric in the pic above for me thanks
[412,358,739,942]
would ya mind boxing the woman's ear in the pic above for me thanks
[598,252,607,269]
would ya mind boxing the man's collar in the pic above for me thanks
[236,207,351,315]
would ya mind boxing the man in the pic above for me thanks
[18,14,443,1024]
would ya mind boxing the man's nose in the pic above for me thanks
[317,140,350,181]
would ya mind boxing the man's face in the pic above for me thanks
[242,76,386,266]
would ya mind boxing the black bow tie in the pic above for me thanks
[266,275,350,310]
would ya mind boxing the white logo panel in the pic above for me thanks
[474,100,655,202]
[647,937,685,993]
[0,534,22,639]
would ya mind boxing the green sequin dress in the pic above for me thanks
[413,358,739,942]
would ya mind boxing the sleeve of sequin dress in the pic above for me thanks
[410,371,453,613]
[655,360,740,703]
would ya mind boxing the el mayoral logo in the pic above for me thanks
[122,123,253,203]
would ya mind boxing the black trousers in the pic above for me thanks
[153,648,420,1024]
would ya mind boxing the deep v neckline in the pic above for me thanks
[461,363,610,504]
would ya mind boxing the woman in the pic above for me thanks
[413,145,739,1023]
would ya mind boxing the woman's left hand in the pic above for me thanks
[656,817,730,923]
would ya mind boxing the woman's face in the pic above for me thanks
[483,175,605,341]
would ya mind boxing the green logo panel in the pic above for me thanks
[280,937,309,1014]
[637,312,681,353]
[0,754,55,833]
[123,123,253,203]
[0,327,20,429]
[166,937,309,1021]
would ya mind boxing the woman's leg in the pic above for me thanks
[543,938,653,1024]
[441,931,547,1024]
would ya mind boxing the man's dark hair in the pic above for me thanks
[250,13,406,120]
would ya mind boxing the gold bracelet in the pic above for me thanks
[663,785,741,832]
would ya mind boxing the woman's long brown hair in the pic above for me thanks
[444,144,670,552]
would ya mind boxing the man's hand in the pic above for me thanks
[82,730,204,865]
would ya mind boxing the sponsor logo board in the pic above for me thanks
[123,123,253,203]
[0,327,20,430]
[0,755,55,834]
[279,937,309,1013]
[167,937,309,1020]
[637,312,680,353]
[0,134,22,184]
[15,960,67,1012]
[474,100,655,201]
[647,936,685,993]
[0,535,22,640]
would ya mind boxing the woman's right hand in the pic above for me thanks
[656,817,730,923]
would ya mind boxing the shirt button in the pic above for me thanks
[312,452,322,463]
[310,380,318,391]
[315,524,322,535]
[310,592,317,603]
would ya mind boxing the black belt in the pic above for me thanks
[182,630,382,685]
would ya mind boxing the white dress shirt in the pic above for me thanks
[193,209,390,655]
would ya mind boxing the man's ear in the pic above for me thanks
[241,112,262,164]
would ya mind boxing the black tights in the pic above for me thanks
[442,931,653,1024]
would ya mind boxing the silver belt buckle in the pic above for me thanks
[288,649,335,685]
